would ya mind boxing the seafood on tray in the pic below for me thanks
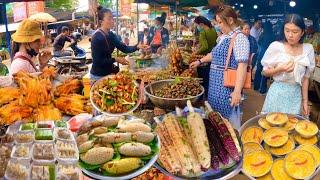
[54,79,83,97]
[241,113,320,179]
[91,71,139,114]
[77,115,159,177]
[155,101,242,177]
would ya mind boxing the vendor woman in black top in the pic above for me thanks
[90,6,147,82]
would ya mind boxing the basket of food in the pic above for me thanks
[77,115,160,180]
[153,101,242,179]
[240,113,320,180]
[90,71,141,116]
[144,78,204,109]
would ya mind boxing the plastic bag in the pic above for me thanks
[229,106,241,130]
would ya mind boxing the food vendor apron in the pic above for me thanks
[208,37,238,119]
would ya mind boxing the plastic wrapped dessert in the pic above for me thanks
[263,128,289,147]
[295,120,319,138]
[265,113,288,126]
[241,126,264,144]
[242,150,273,177]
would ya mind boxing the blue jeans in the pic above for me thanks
[138,32,144,44]
[254,48,267,94]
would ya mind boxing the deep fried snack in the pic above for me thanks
[0,101,33,125]
[54,79,83,96]
[54,94,92,116]
[33,104,62,121]
[0,87,20,105]
[39,66,57,80]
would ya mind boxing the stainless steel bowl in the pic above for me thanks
[240,114,320,180]
[90,75,141,116]
[144,79,204,109]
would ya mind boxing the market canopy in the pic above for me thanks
[135,0,208,7]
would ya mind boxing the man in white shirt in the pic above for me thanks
[138,20,147,43]
[250,19,262,41]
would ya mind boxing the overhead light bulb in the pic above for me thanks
[289,1,296,7]
[253,5,258,9]
[240,4,244,7]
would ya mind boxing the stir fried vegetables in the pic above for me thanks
[92,72,139,113]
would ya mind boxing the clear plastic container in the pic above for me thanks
[32,142,56,165]
[55,140,79,163]
[4,159,30,180]
[34,129,55,142]
[56,161,79,180]
[19,123,36,132]
[10,143,32,163]
[54,128,74,142]
[36,121,55,129]
[54,120,69,129]
[31,162,55,180]
[14,131,34,144]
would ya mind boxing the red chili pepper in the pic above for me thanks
[295,159,308,166]
[251,160,266,167]
[271,135,283,140]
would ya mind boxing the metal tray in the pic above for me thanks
[144,79,204,110]
[78,115,160,180]
[153,107,242,180]
[239,114,320,180]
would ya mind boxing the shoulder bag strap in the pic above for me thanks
[225,33,238,70]
[13,55,38,72]
[97,29,111,54]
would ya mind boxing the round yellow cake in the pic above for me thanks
[243,142,263,154]
[284,149,316,179]
[263,128,289,147]
[266,113,288,126]
[299,144,320,167]
[271,159,294,180]
[243,150,273,177]
[264,137,295,156]
[295,120,318,138]
[241,126,264,144]
[258,118,272,130]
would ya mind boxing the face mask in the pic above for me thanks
[27,44,38,57]
[214,25,221,33]
[197,25,204,32]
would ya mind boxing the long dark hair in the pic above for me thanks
[12,41,21,57]
[279,14,306,44]
[97,6,112,25]
[155,12,167,26]
[194,16,213,29]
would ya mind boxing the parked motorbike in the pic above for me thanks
[51,32,90,76]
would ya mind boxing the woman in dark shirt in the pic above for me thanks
[90,6,147,83]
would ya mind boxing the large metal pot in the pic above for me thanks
[144,79,204,109]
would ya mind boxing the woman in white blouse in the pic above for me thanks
[261,14,315,115]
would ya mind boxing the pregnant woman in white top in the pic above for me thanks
[261,14,315,116]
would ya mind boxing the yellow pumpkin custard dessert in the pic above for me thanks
[284,149,316,179]
[243,150,273,177]
[263,128,289,147]
[271,159,294,180]
[243,142,263,154]
[264,137,295,156]
[283,117,298,131]
[294,133,318,145]
[266,113,288,126]
[258,118,272,130]
[241,126,264,144]
[299,144,320,167]
[257,172,273,180]
[295,120,318,138]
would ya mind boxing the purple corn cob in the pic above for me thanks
[208,112,240,162]
[204,119,229,167]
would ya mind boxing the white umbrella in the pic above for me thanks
[29,12,57,23]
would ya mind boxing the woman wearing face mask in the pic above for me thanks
[10,19,52,74]
[147,12,169,54]
[193,16,217,96]
[90,6,148,84]
[190,5,250,120]
[261,14,315,116]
